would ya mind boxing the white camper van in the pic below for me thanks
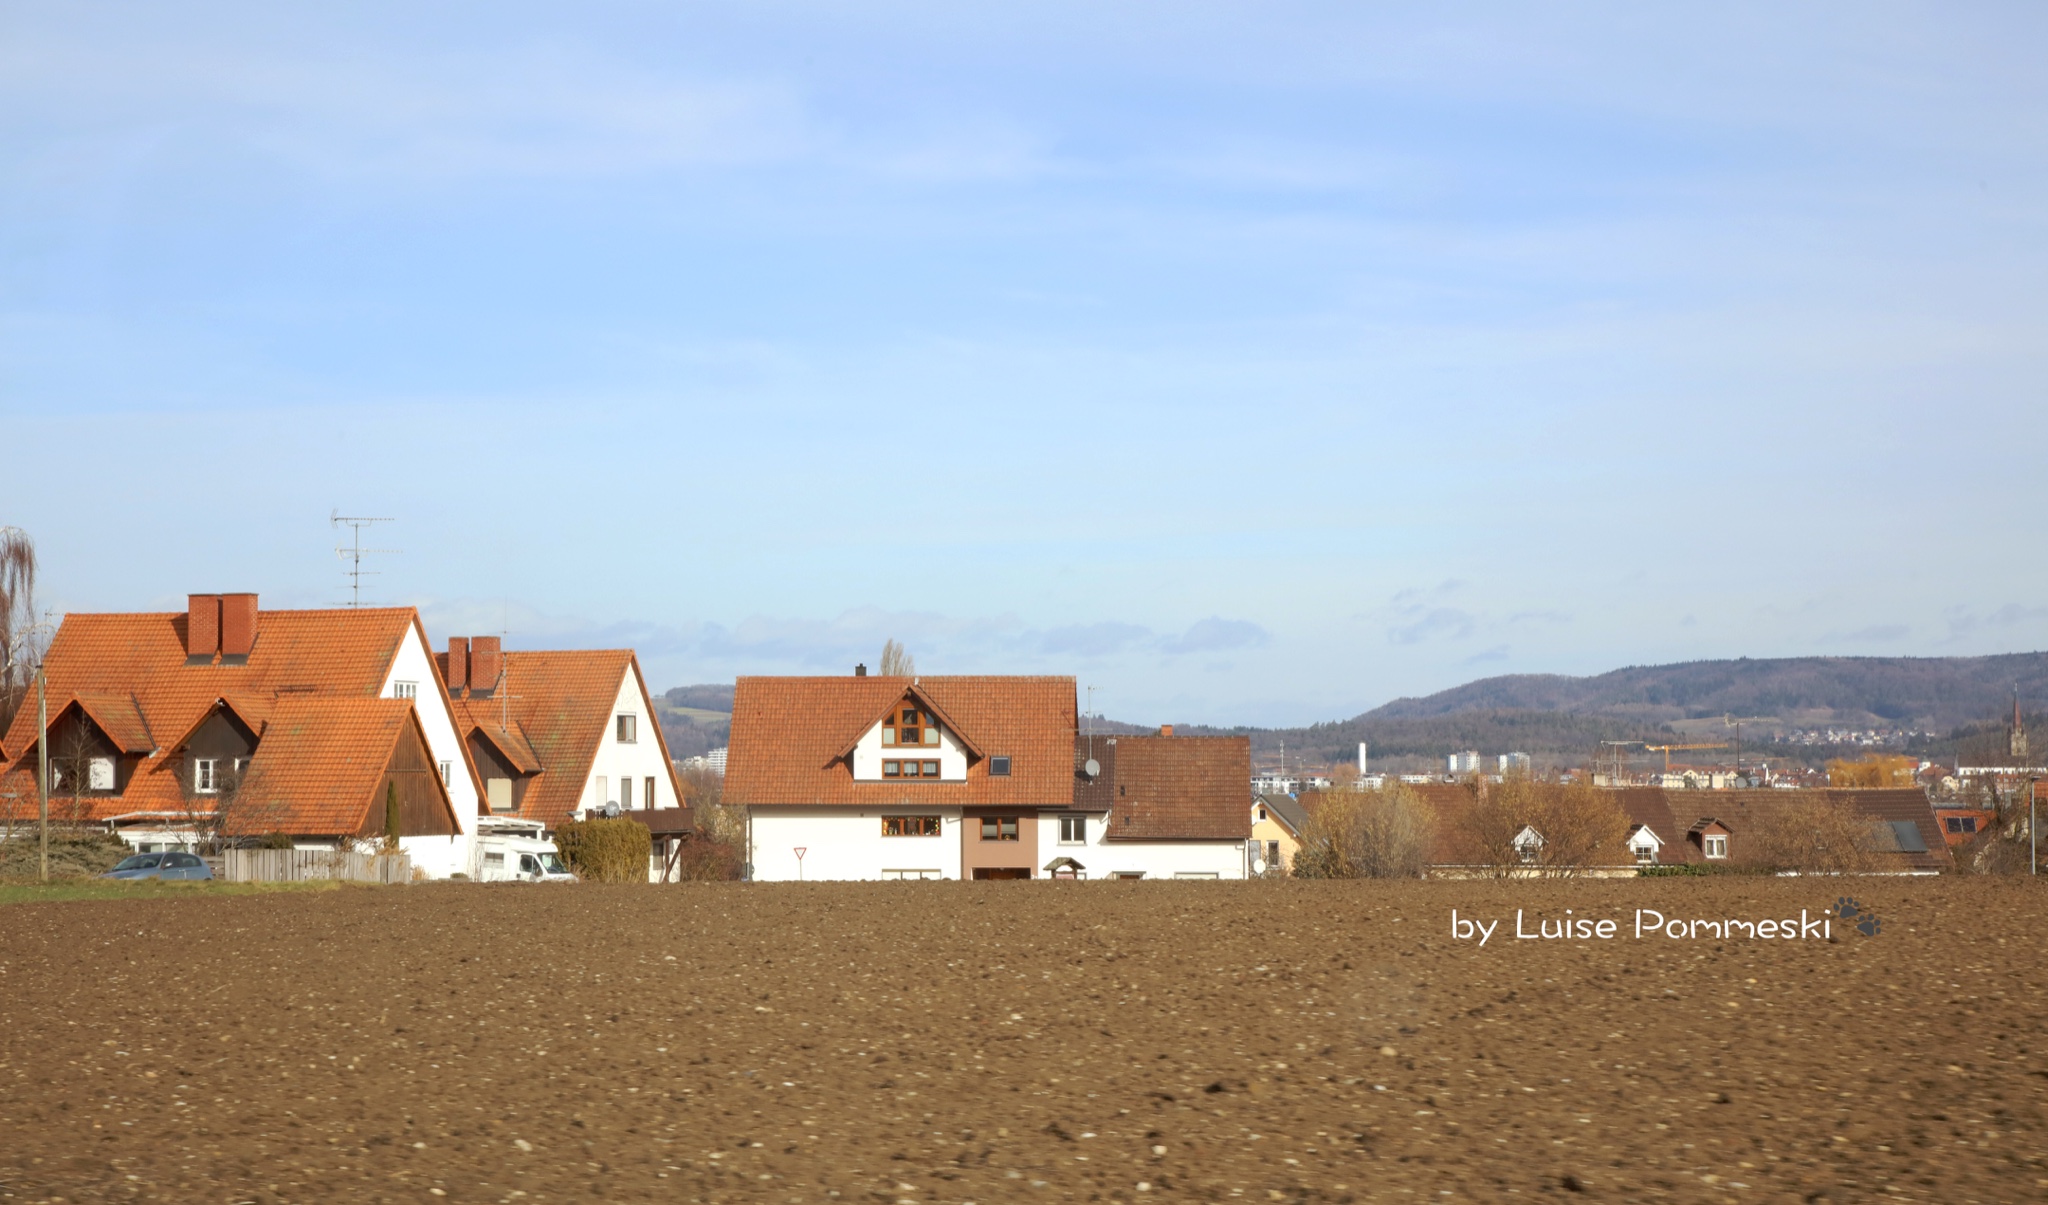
[473,817,577,882]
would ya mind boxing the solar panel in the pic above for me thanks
[1889,820,1928,853]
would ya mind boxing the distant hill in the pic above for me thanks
[1363,654,2048,729]
[655,684,734,760]
[1158,653,2048,770]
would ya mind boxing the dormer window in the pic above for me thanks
[1704,834,1728,859]
[882,705,939,747]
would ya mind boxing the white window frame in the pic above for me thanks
[1058,815,1086,845]
[88,756,115,791]
[617,714,637,743]
[392,680,418,700]
[1704,834,1728,860]
[440,760,452,786]
[194,758,219,794]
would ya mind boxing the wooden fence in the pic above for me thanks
[223,848,412,885]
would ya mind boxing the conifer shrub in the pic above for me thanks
[552,818,651,883]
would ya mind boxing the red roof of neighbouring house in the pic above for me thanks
[227,698,459,837]
[725,675,1077,807]
[0,605,479,826]
[1077,734,1251,841]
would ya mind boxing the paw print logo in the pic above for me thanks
[1833,897,1882,937]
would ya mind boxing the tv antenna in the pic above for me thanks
[330,511,398,607]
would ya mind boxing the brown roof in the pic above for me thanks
[450,649,681,826]
[1081,734,1252,841]
[228,698,459,836]
[725,675,1076,807]
[0,606,480,825]
[1411,784,1950,871]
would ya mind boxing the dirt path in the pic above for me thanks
[0,879,2041,1203]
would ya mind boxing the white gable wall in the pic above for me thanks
[850,718,971,781]
[579,663,680,814]
[380,624,478,879]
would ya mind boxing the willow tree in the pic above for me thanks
[0,527,37,734]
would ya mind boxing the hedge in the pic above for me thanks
[552,818,651,883]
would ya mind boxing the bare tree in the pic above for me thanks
[0,527,38,735]
[878,639,915,677]
[1292,782,1434,878]
[1451,777,1629,878]
[1739,792,1891,874]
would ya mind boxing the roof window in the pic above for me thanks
[990,756,1011,776]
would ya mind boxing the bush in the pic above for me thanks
[0,829,132,880]
[670,834,745,881]
[1292,783,1434,879]
[553,818,652,883]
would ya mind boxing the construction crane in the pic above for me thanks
[1643,743,1729,772]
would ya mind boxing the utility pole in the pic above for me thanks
[2032,775,2039,877]
[36,663,47,882]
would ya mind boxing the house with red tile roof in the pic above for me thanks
[435,638,684,829]
[0,594,481,876]
[725,672,1251,880]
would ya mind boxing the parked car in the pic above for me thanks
[103,852,214,881]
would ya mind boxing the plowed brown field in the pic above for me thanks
[1,879,2043,1204]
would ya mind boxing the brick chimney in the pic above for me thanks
[1159,724,1174,737]
[187,594,221,658]
[469,635,502,693]
[855,663,867,677]
[447,637,469,695]
[220,593,258,656]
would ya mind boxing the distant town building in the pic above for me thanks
[1448,750,1481,775]
[680,747,728,776]
[1498,751,1532,775]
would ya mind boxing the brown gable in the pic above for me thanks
[726,676,1076,807]
[456,699,543,774]
[1095,735,1251,841]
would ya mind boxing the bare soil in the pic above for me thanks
[0,879,2043,1203]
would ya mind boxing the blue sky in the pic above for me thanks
[4,2,2045,726]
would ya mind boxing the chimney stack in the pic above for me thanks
[220,593,258,656]
[470,635,502,693]
[186,594,221,658]
[1159,724,1174,737]
[447,637,470,695]
[855,663,867,677]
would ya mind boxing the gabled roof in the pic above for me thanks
[455,699,543,773]
[1091,734,1251,842]
[1687,817,1731,835]
[829,683,986,760]
[1255,792,1310,837]
[0,606,461,824]
[448,650,680,825]
[227,698,459,837]
[161,695,272,759]
[1626,823,1662,847]
[726,676,1076,807]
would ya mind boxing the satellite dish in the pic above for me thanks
[1251,857,1266,875]
[1084,758,1100,779]
[603,802,622,819]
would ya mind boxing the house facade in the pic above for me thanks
[438,639,685,834]
[0,595,482,876]
[726,673,1253,880]
[1251,792,1307,874]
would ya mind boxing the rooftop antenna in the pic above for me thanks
[330,511,397,607]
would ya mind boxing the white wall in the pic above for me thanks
[382,623,480,876]
[580,663,681,814]
[849,718,971,781]
[1035,813,1247,879]
[749,806,965,881]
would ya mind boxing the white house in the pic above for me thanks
[439,641,686,856]
[726,673,1252,881]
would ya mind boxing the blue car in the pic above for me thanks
[103,852,214,881]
